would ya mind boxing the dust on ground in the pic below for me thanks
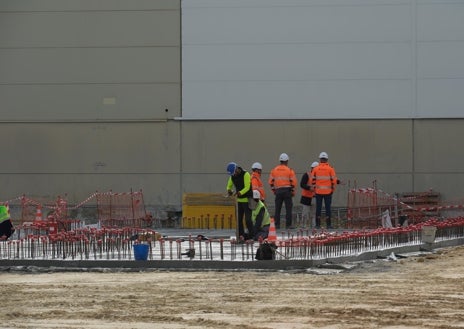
[1,245,463,329]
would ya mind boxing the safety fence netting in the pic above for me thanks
[346,185,464,229]
[2,190,150,236]
[1,217,463,261]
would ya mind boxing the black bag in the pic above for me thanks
[255,242,277,260]
[300,196,311,206]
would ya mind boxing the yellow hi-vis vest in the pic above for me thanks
[0,205,10,223]
[251,201,271,228]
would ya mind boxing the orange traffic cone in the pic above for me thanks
[267,217,277,242]
[35,205,43,222]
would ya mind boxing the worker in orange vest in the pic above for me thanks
[310,152,338,229]
[251,162,265,202]
[300,161,319,228]
[268,153,297,229]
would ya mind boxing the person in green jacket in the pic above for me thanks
[0,205,14,240]
[248,190,271,241]
[226,162,254,239]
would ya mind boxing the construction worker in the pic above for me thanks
[249,190,271,241]
[0,205,14,240]
[251,162,266,202]
[310,152,338,229]
[300,161,319,228]
[268,153,297,229]
[226,162,254,239]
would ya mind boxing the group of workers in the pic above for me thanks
[226,151,338,240]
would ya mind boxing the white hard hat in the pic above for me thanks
[311,161,319,168]
[279,153,289,161]
[251,162,262,170]
[252,190,261,199]
[319,152,328,159]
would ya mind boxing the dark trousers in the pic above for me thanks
[274,188,293,228]
[254,225,270,241]
[237,201,253,238]
[0,219,14,240]
[315,193,332,227]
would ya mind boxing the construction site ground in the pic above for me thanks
[1,243,463,328]
[2,188,464,328]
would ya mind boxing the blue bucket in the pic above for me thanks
[133,244,149,261]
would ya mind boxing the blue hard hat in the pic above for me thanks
[226,162,237,175]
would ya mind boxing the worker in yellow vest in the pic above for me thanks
[0,205,14,240]
[249,190,271,241]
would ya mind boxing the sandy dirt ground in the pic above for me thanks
[1,245,463,329]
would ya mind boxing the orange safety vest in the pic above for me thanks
[301,172,315,198]
[310,163,337,195]
[268,164,297,190]
[251,171,266,201]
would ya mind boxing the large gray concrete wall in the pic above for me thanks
[182,0,464,120]
[0,0,463,215]
[1,121,181,206]
[180,119,464,208]
[0,1,182,210]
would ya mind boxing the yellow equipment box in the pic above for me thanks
[182,193,236,229]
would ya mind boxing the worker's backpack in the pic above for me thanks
[255,242,277,260]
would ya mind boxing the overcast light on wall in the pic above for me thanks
[181,0,464,120]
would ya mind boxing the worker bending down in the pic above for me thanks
[249,190,271,241]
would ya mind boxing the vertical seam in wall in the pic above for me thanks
[411,0,417,192]
[179,0,184,207]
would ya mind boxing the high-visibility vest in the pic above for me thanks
[251,171,265,201]
[226,169,252,202]
[301,171,315,198]
[0,205,10,223]
[251,201,271,228]
[310,163,337,195]
[268,164,297,190]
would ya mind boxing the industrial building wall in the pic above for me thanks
[182,0,464,120]
[180,119,464,208]
[0,1,182,209]
[180,0,464,207]
[1,0,464,214]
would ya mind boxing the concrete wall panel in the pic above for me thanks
[417,42,464,79]
[0,11,179,48]
[2,122,179,173]
[183,43,411,81]
[417,79,464,118]
[183,0,464,120]
[182,1,411,44]
[0,0,178,11]
[0,1,180,121]
[183,79,412,119]
[414,120,464,172]
[0,173,181,210]
[415,2,464,118]
[417,2,464,42]
[182,0,414,120]
[0,121,181,206]
[180,120,416,207]
[0,48,179,85]
[0,84,180,121]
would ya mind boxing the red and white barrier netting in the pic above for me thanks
[346,186,464,228]
[2,190,150,237]
[0,217,463,261]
